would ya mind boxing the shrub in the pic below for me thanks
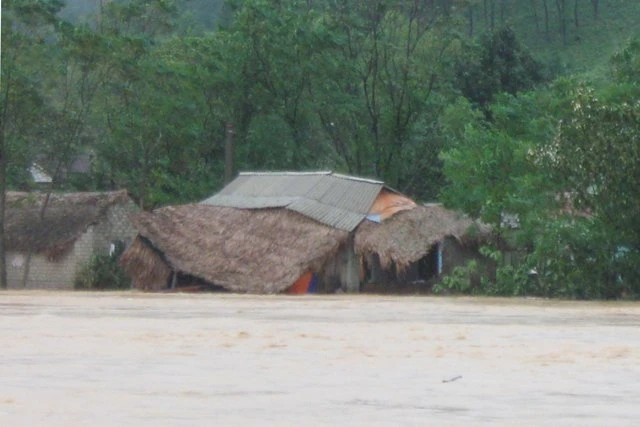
[74,253,131,290]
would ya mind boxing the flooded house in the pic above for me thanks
[5,190,138,289]
[120,171,489,293]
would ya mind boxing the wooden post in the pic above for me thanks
[0,142,6,289]
[170,271,177,290]
[224,122,235,184]
[343,237,360,293]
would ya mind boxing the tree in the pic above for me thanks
[95,0,225,208]
[225,0,323,170]
[438,80,591,297]
[442,37,640,296]
[308,0,462,196]
[591,0,600,20]
[454,27,546,114]
[551,85,640,290]
[440,92,559,226]
[215,0,462,199]
[610,37,640,84]
[0,0,68,288]
[555,0,567,45]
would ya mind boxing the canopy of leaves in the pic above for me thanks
[454,27,547,112]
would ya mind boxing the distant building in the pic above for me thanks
[28,163,53,186]
[28,151,95,187]
[5,190,138,289]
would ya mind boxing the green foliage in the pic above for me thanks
[609,37,640,84]
[434,246,535,297]
[94,5,225,208]
[433,260,478,295]
[454,27,546,111]
[441,38,640,299]
[549,81,640,290]
[74,254,131,290]
[439,92,558,226]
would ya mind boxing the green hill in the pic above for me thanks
[464,0,640,80]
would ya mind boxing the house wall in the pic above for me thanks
[441,236,494,284]
[7,201,139,290]
[7,229,94,290]
[92,201,139,255]
[318,237,360,293]
[358,237,491,293]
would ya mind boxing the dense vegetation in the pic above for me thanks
[1,0,639,297]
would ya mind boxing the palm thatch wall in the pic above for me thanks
[5,190,131,260]
[121,205,349,293]
[354,204,490,271]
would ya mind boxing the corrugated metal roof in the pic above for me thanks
[201,171,388,231]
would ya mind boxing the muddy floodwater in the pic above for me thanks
[1,292,640,426]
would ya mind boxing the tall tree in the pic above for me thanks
[0,0,66,288]
[550,84,640,291]
[307,0,461,196]
[591,0,600,20]
[555,0,567,45]
[454,27,546,114]
[95,0,225,207]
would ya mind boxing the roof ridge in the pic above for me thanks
[238,170,385,185]
[330,172,384,185]
[239,171,332,176]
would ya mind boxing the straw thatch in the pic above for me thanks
[119,236,172,291]
[121,204,349,293]
[354,204,490,270]
[5,190,131,260]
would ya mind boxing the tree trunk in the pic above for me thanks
[21,191,53,288]
[591,0,599,20]
[224,122,235,184]
[0,64,9,290]
[0,133,6,289]
[483,0,489,30]
[574,0,579,28]
[467,4,474,37]
[490,0,495,31]
[542,0,550,40]
[555,0,567,45]
[500,0,507,26]
[531,0,540,32]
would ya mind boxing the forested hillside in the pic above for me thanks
[2,0,639,296]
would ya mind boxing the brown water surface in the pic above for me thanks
[1,292,639,426]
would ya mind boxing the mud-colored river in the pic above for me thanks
[1,292,639,426]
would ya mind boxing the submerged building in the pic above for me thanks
[121,172,489,293]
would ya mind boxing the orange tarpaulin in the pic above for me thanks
[368,189,416,221]
[287,271,314,294]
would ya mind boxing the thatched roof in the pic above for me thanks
[121,204,349,293]
[5,190,132,260]
[354,204,490,270]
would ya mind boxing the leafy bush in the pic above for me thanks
[434,246,537,297]
[434,260,479,295]
[74,254,131,290]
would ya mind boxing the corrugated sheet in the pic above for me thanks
[288,198,368,232]
[201,195,296,209]
[200,172,387,231]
